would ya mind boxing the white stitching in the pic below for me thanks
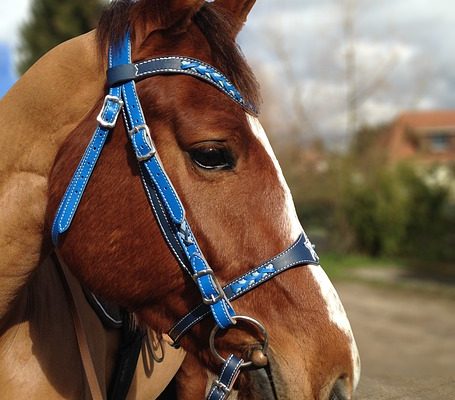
[169,235,319,340]
[137,163,191,276]
[144,161,184,224]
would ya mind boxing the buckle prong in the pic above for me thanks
[202,292,224,306]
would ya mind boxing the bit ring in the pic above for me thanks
[209,315,269,368]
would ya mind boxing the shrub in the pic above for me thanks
[343,167,410,256]
[342,163,455,261]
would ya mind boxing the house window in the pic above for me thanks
[429,133,450,152]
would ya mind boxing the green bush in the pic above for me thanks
[343,167,410,256]
[342,164,455,261]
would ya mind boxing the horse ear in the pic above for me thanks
[133,0,205,46]
[213,0,256,37]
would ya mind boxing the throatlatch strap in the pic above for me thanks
[51,48,123,246]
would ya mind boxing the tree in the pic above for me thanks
[18,0,105,74]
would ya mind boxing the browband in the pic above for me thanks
[107,56,257,115]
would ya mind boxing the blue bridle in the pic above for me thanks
[51,31,319,399]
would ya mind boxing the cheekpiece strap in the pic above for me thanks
[110,32,236,330]
[207,354,243,400]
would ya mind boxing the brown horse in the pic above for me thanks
[0,0,360,399]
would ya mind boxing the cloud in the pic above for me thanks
[239,0,455,140]
[0,0,31,47]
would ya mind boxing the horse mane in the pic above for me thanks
[96,0,261,111]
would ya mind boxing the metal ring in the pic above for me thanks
[209,315,269,368]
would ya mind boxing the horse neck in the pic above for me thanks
[0,30,105,321]
[0,255,118,398]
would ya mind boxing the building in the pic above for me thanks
[381,110,455,165]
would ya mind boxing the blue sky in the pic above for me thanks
[1,0,454,140]
[0,43,15,98]
[0,0,29,98]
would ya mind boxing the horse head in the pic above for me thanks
[46,1,360,398]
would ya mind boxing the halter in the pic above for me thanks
[52,31,319,399]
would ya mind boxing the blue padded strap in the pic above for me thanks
[207,354,243,400]
[51,49,123,245]
[168,232,319,344]
[107,56,257,115]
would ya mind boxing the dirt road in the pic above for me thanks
[336,281,455,399]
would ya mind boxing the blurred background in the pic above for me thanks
[1,0,454,398]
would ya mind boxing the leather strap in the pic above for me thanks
[107,56,257,115]
[50,29,321,398]
[112,32,237,330]
[51,49,123,246]
[53,252,105,400]
[207,354,243,400]
[168,232,319,345]
[108,320,144,400]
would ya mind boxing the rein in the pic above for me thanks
[51,31,319,399]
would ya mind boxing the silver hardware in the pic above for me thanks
[97,95,123,129]
[213,379,231,395]
[129,124,156,161]
[192,268,214,282]
[209,315,269,369]
[202,291,225,306]
[201,275,230,307]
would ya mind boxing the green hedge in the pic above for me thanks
[342,164,454,261]
[289,160,454,263]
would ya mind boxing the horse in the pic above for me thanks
[0,0,360,399]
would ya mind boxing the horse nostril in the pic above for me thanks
[329,375,350,400]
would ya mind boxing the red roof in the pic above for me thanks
[381,110,455,164]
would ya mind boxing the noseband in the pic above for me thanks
[52,31,319,400]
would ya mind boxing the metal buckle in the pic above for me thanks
[192,268,214,282]
[209,315,269,369]
[201,276,229,306]
[202,291,225,306]
[213,379,231,395]
[97,95,123,129]
[129,124,156,161]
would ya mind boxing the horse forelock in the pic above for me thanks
[96,0,261,112]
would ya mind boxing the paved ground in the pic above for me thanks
[336,280,455,399]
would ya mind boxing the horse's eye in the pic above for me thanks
[189,144,234,171]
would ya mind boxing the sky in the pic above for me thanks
[238,0,455,142]
[0,0,29,97]
[1,0,454,142]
